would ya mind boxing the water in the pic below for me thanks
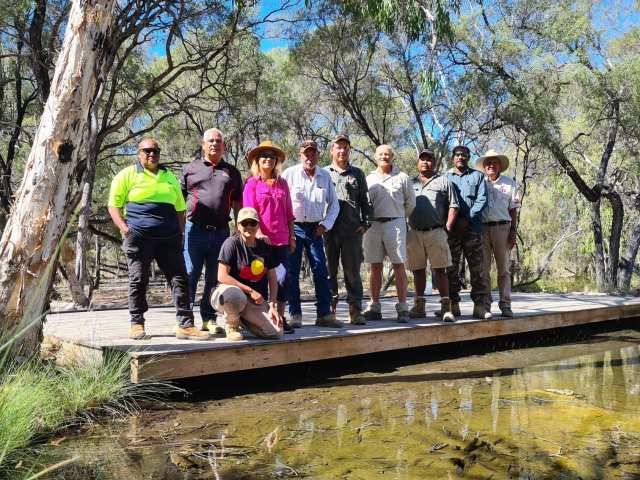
[43,328,640,479]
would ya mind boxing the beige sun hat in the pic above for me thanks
[237,207,259,223]
[246,140,286,166]
[477,149,510,173]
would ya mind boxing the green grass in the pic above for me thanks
[0,339,179,479]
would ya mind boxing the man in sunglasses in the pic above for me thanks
[108,138,209,340]
[181,128,243,334]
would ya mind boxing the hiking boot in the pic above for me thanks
[363,301,382,321]
[409,297,426,318]
[290,314,303,328]
[440,297,456,323]
[435,300,461,318]
[315,314,343,328]
[472,304,492,320]
[349,305,366,325]
[129,324,148,340]
[225,325,244,341]
[500,306,514,318]
[283,319,295,334]
[202,320,225,335]
[176,326,211,340]
[396,302,410,323]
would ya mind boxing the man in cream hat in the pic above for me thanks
[478,149,520,317]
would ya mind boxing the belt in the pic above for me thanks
[415,225,443,232]
[191,221,224,230]
[295,221,319,226]
[484,220,511,227]
[374,217,400,223]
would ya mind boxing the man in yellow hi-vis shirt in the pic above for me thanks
[108,138,209,341]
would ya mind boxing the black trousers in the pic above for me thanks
[123,231,194,327]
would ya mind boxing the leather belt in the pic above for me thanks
[415,225,443,232]
[374,217,400,223]
[484,220,511,227]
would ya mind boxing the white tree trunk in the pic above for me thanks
[0,0,117,354]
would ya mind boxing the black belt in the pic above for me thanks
[374,217,400,223]
[415,225,443,232]
[484,220,511,227]
[295,221,319,226]
[191,221,224,230]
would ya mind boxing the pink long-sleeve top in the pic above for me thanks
[243,176,294,246]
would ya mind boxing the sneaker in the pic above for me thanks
[202,320,225,335]
[129,324,148,340]
[363,302,382,321]
[396,303,410,323]
[500,306,514,318]
[283,320,295,334]
[290,314,303,328]
[176,326,211,340]
[348,305,366,325]
[472,304,492,320]
[316,314,343,328]
[409,297,426,318]
[225,325,244,341]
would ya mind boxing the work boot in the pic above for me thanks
[176,326,211,340]
[316,314,343,328]
[290,314,303,328]
[202,319,225,335]
[349,305,366,325]
[440,297,456,323]
[396,302,410,323]
[500,306,514,318]
[409,296,426,318]
[472,304,492,320]
[225,325,244,341]
[129,324,148,340]
[435,300,461,318]
[363,301,382,321]
[330,296,339,314]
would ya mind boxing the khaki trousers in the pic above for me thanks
[482,223,512,309]
[211,284,283,339]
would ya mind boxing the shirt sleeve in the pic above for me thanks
[107,169,129,208]
[469,174,487,220]
[180,164,188,199]
[265,244,279,270]
[359,170,372,225]
[218,236,237,266]
[243,177,257,209]
[172,174,186,212]
[282,178,295,222]
[232,169,243,204]
[321,173,340,230]
[445,179,459,209]
[403,174,416,217]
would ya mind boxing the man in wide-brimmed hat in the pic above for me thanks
[477,149,520,317]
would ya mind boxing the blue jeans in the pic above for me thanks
[287,223,331,316]
[183,221,229,320]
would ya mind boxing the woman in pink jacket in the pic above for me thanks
[243,140,296,333]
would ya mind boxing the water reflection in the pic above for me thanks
[44,331,640,480]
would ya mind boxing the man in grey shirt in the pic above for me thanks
[407,150,459,321]
[325,134,371,325]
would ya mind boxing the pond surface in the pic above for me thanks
[47,328,640,479]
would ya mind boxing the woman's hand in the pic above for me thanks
[268,302,282,327]
[249,289,264,304]
[256,232,272,245]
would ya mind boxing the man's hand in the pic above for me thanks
[268,302,282,327]
[249,289,264,304]
[121,225,130,236]
[445,221,454,232]
[507,229,517,249]
[314,224,327,237]
[355,225,366,234]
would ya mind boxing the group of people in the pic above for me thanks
[108,129,520,342]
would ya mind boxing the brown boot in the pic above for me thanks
[176,326,211,341]
[440,297,456,323]
[435,300,460,318]
[349,305,366,325]
[409,297,426,318]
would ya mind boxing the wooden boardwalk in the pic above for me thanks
[44,293,640,382]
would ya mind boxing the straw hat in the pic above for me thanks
[246,140,286,165]
[477,149,510,173]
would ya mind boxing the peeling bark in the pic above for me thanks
[0,0,117,355]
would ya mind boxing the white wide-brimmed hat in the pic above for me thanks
[477,149,510,172]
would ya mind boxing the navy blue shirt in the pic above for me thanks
[446,167,487,232]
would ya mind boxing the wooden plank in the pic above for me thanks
[130,302,640,382]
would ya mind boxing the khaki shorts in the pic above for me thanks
[363,218,407,264]
[406,227,452,270]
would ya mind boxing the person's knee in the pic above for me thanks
[212,286,246,315]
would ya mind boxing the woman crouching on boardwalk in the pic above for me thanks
[242,141,296,333]
[211,207,284,341]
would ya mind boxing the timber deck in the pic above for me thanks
[44,292,640,382]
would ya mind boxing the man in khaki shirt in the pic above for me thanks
[362,144,416,322]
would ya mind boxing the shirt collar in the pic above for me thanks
[135,161,166,173]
